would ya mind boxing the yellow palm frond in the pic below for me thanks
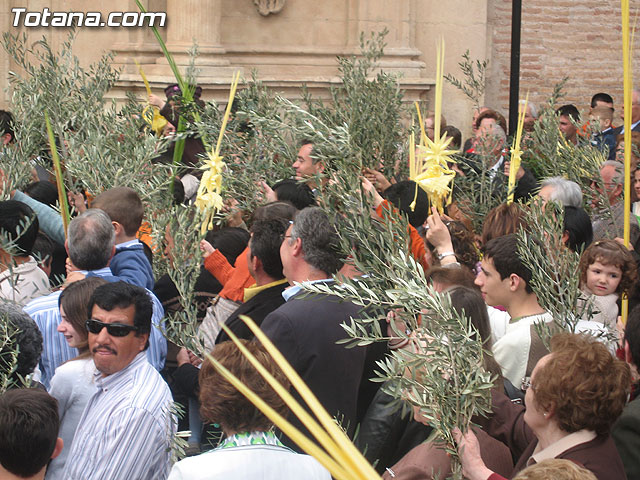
[204,316,382,480]
[507,93,528,204]
[195,71,241,232]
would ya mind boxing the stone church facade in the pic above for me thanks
[0,0,637,139]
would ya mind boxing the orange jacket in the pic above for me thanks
[136,220,156,252]
[203,246,254,303]
[375,200,429,273]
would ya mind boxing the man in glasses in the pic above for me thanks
[62,281,174,480]
[261,207,371,447]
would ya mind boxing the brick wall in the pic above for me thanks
[486,0,640,127]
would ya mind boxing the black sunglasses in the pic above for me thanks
[86,319,138,337]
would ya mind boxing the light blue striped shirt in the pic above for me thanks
[24,267,167,388]
[61,352,175,480]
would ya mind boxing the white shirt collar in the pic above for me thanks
[282,278,334,302]
[530,430,597,465]
[116,239,141,248]
[620,120,640,134]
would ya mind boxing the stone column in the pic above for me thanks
[113,0,235,91]
[165,0,229,66]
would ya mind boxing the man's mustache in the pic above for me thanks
[93,345,117,355]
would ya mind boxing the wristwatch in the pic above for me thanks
[437,251,455,260]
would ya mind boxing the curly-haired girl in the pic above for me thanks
[578,239,638,328]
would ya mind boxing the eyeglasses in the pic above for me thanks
[86,319,138,337]
[280,220,294,242]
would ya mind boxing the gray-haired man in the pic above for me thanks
[261,207,371,445]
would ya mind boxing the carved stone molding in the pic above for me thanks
[254,0,285,16]
[109,76,432,107]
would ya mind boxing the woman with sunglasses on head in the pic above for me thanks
[46,277,108,479]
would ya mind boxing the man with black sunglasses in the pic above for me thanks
[62,281,175,480]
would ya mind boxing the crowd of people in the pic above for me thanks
[0,84,640,480]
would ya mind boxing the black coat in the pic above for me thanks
[457,153,539,203]
[261,290,369,445]
[612,396,640,480]
[215,281,288,344]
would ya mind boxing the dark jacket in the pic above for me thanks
[383,427,513,480]
[108,241,155,290]
[612,396,640,480]
[153,267,222,322]
[261,290,368,444]
[606,123,640,160]
[457,153,538,203]
[215,281,288,344]
[356,386,433,474]
[609,123,640,139]
[594,129,618,160]
[158,102,205,175]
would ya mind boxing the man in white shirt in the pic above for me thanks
[475,234,552,391]
[62,281,175,480]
